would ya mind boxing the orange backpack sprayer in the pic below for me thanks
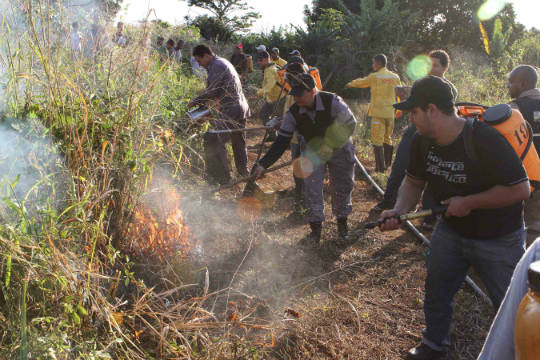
[278,66,322,93]
[457,103,540,191]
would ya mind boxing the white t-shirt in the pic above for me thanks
[71,31,82,52]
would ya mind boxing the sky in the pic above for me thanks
[116,0,540,32]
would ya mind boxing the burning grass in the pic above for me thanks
[126,189,197,262]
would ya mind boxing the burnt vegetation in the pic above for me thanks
[0,0,537,359]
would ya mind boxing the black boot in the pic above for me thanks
[373,145,385,172]
[299,222,322,248]
[406,343,447,360]
[383,143,394,169]
[337,217,351,245]
[286,176,306,223]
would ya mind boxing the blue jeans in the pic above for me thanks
[383,123,436,211]
[422,220,525,351]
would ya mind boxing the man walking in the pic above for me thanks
[380,76,529,359]
[508,64,540,243]
[346,54,401,172]
[253,73,357,246]
[188,45,251,184]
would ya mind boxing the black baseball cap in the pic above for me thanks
[393,76,455,111]
[289,73,316,96]
[287,56,304,65]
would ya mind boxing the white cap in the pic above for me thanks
[256,44,266,51]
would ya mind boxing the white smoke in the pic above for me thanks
[0,119,64,214]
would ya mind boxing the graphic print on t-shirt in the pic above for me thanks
[426,151,466,184]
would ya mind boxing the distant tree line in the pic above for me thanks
[186,0,538,94]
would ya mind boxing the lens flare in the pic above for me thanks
[293,157,313,179]
[406,55,432,81]
[324,123,349,149]
[236,197,262,223]
[478,0,508,21]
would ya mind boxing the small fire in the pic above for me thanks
[126,190,196,261]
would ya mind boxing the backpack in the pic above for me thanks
[457,103,540,191]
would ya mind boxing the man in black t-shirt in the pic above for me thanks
[379,76,530,360]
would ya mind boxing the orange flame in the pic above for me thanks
[126,190,197,261]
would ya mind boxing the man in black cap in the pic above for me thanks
[379,76,529,359]
[289,49,302,58]
[252,73,357,246]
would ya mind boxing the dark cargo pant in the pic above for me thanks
[259,98,285,124]
[203,118,249,184]
[303,141,355,223]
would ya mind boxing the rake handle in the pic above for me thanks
[207,160,293,193]
[207,126,273,135]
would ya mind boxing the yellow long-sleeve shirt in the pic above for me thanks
[347,67,401,119]
[257,64,282,103]
[272,56,287,68]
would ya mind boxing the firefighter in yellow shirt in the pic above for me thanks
[256,51,285,140]
[270,48,287,68]
[346,54,401,172]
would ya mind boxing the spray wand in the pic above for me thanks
[362,205,448,229]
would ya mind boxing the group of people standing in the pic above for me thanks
[187,41,540,359]
[70,21,127,56]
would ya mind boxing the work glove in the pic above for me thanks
[265,117,281,130]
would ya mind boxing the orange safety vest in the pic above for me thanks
[278,66,323,92]
[458,103,540,191]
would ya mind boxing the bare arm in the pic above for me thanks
[379,175,425,230]
[394,176,425,214]
[443,181,530,217]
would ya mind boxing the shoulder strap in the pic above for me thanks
[463,118,478,163]
[519,121,534,161]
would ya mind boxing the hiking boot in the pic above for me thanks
[383,143,394,168]
[299,222,322,248]
[373,145,386,172]
[372,199,394,211]
[337,217,351,245]
[406,343,447,360]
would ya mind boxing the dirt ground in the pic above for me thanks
[180,123,494,360]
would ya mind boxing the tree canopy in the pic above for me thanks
[187,0,260,33]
